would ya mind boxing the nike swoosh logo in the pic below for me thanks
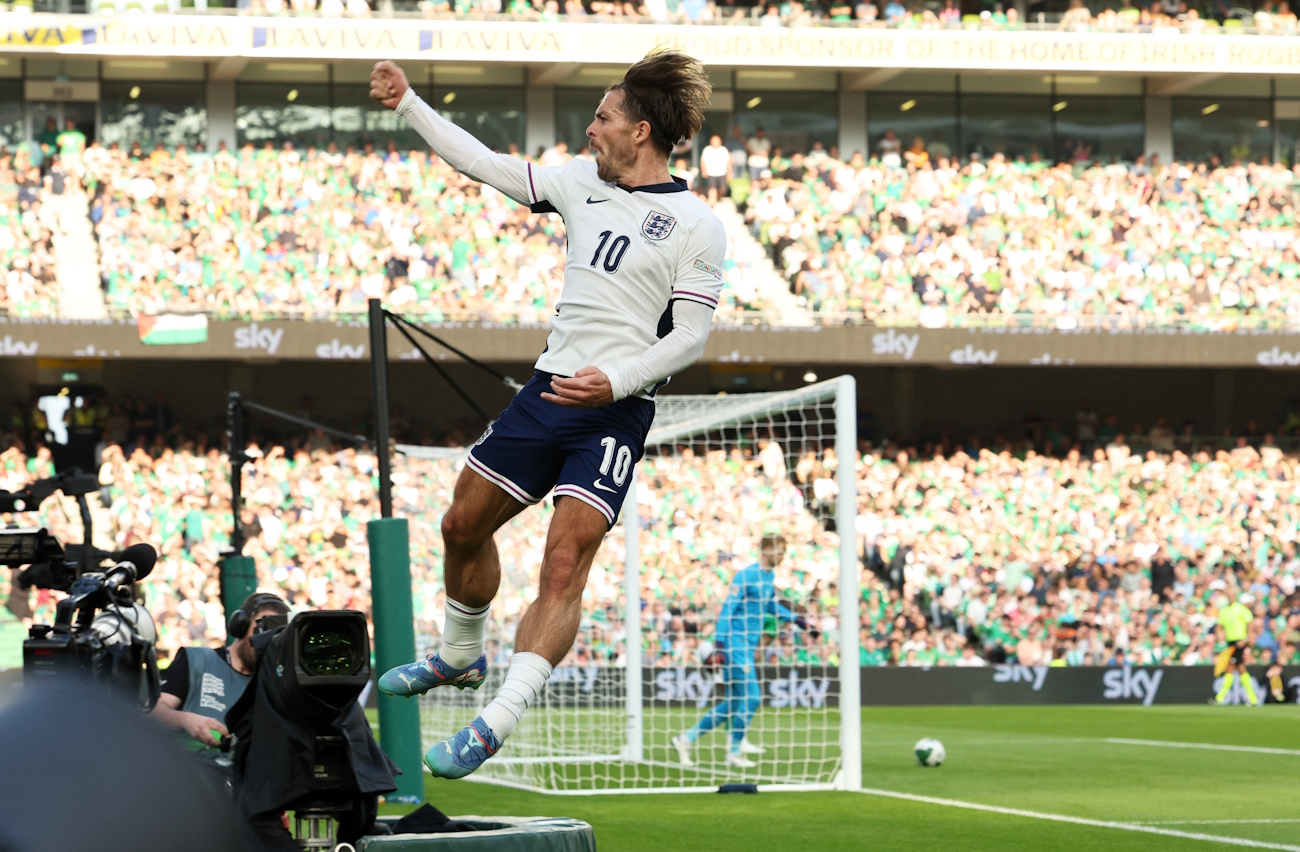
[593,479,618,493]
[586,196,609,204]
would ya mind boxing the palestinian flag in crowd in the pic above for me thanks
[137,314,209,346]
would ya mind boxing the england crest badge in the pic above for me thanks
[642,211,677,241]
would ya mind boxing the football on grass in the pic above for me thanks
[914,738,945,767]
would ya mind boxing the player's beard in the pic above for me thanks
[595,135,633,184]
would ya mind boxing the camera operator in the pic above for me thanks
[152,592,290,758]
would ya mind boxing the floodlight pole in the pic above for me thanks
[366,298,423,803]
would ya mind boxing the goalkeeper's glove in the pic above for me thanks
[794,617,822,641]
[704,650,727,672]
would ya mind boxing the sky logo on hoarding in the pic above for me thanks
[0,336,39,356]
[654,668,714,707]
[1209,674,1271,705]
[1256,347,1300,367]
[1102,667,1163,706]
[768,671,830,709]
[950,345,998,364]
[992,664,1049,691]
[233,322,284,355]
[315,340,366,360]
[871,329,919,360]
[550,666,600,694]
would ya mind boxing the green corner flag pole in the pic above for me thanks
[369,517,422,802]
[369,299,424,804]
[220,391,258,643]
[218,555,258,645]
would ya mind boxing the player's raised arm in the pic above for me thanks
[370,60,533,206]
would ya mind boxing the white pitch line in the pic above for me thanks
[858,788,1300,852]
[1135,820,1300,826]
[1105,738,1300,757]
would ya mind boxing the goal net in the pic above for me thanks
[412,376,860,794]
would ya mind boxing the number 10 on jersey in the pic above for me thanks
[599,436,633,486]
[590,231,630,273]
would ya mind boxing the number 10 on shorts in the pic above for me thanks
[598,436,633,487]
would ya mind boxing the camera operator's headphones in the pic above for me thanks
[227,592,289,641]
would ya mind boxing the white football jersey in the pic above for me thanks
[524,159,727,398]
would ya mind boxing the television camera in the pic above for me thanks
[227,609,398,851]
[1,472,161,710]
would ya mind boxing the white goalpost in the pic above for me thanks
[416,375,860,794]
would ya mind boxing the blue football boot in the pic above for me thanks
[377,652,487,698]
[424,716,502,779]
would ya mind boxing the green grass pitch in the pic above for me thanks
[379,705,1300,851]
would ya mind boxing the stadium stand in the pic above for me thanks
[13,141,1284,328]
[81,140,779,323]
[1,410,1296,672]
[64,0,1300,34]
[0,150,60,318]
[745,154,1300,326]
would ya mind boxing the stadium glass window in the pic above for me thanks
[1173,98,1274,164]
[958,95,1055,162]
[0,99,23,151]
[1050,97,1144,165]
[555,88,603,155]
[101,82,206,152]
[331,83,430,153]
[430,87,525,154]
[1278,120,1300,169]
[867,93,958,165]
[236,83,332,150]
[733,91,838,158]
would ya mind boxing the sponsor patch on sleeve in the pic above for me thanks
[692,259,723,281]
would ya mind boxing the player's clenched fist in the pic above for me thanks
[370,61,410,111]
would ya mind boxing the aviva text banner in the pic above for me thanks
[5,15,1300,75]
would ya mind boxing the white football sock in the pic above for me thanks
[439,597,489,669]
[479,652,553,740]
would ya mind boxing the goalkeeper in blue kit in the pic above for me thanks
[673,533,809,769]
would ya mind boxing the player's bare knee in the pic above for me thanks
[441,505,489,554]
[538,547,587,600]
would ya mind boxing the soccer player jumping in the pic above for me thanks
[370,53,726,779]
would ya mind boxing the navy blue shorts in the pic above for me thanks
[466,371,657,527]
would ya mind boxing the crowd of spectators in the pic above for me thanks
[66,133,1300,330]
[741,142,1300,327]
[82,138,773,323]
[0,149,60,318]
[1,395,1296,673]
[107,0,1300,34]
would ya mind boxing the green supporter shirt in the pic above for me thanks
[860,647,887,666]
[1217,603,1252,643]
[56,128,85,162]
[0,610,25,669]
